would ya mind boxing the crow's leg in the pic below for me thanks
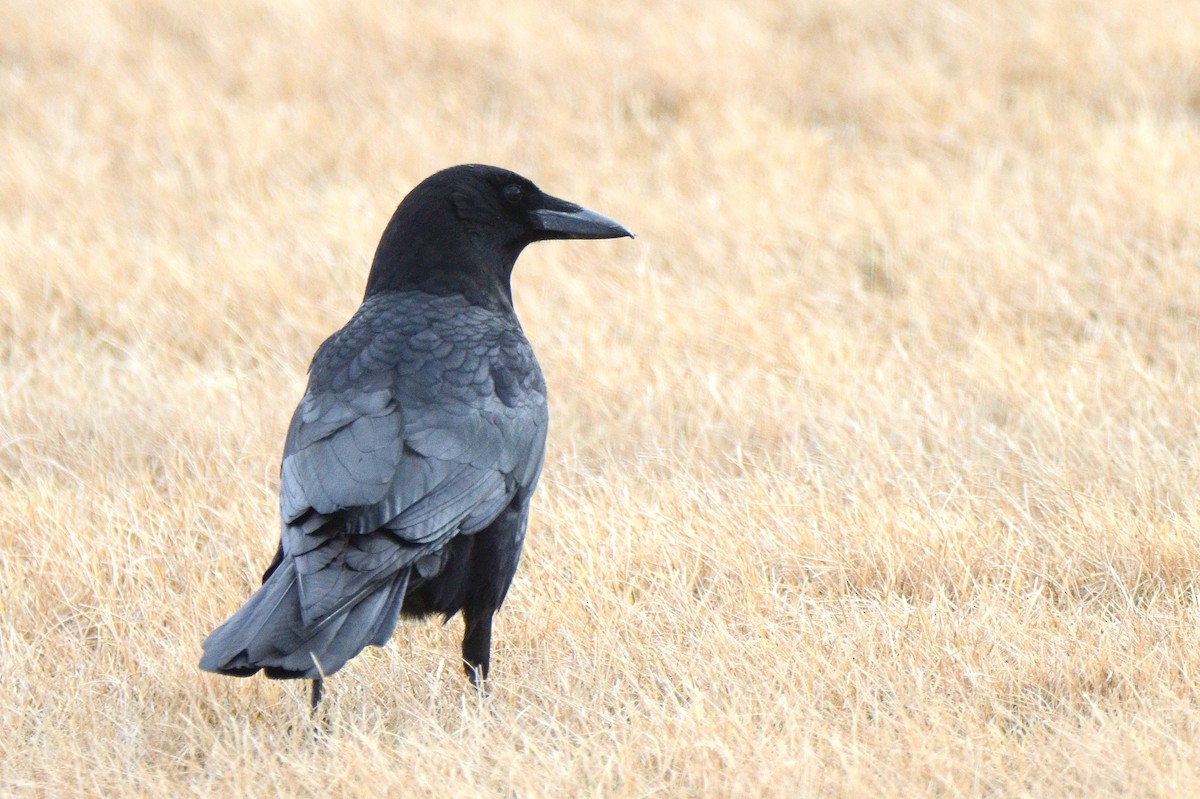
[310,678,324,712]
[462,607,494,687]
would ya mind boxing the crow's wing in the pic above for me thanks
[275,294,548,626]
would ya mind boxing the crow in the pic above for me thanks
[200,164,632,709]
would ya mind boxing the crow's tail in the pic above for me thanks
[200,557,409,680]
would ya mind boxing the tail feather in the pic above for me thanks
[200,557,409,680]
[372,568,410,644]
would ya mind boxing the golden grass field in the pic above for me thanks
[4,0,1200,795]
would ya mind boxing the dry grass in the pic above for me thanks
[3,0,1200,795]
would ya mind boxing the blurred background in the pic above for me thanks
[3,1,1200,795]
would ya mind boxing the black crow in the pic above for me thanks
[200,164,631,708]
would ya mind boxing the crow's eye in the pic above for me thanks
[502,184,523,205]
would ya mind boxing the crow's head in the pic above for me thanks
[365,164,632,302]
[446,164,633,246]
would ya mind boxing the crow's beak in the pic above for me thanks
[531,195,634,241]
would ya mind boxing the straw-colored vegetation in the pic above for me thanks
[4,1,1200,795]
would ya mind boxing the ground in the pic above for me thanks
[3,1,1200,796]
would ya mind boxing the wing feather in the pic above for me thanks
[273,293,548,627]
